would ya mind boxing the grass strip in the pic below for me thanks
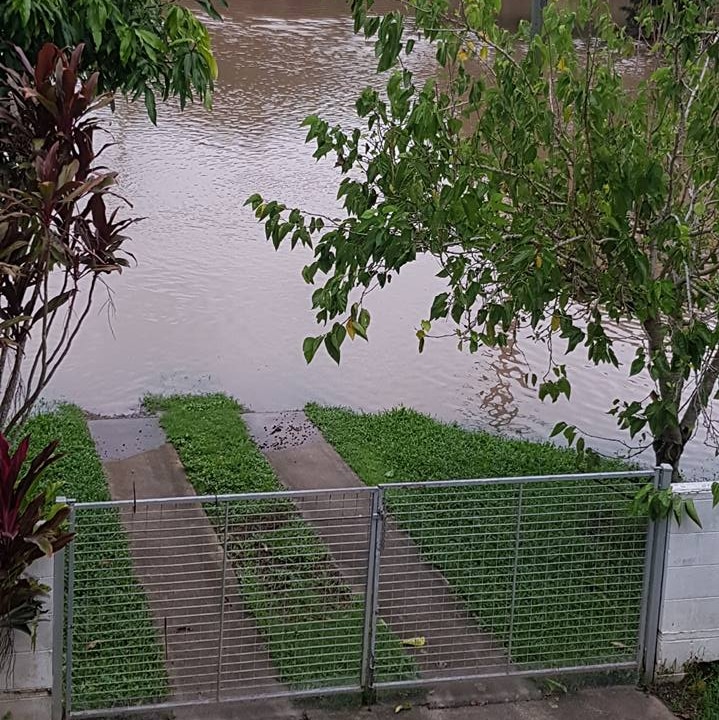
[305,404,648,669]
[22,404,168,710]
[656,662,719,720]
[145,393,415,688]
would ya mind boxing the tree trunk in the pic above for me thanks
[0,340,26,428]
[652,428,685,481]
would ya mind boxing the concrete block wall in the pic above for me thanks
[657,481,719,673]
[0,556,54,720]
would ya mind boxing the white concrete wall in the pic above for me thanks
[657,481,719,673]
[0,556,54,720]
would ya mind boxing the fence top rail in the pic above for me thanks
[65,486,374,509]
[378,469,655,491]
[64,469,654,509]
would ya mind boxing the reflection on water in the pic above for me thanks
[46,0,716,478]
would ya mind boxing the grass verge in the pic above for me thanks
[655,663,719,719]
[22,404,168,710]
[144,393,415,688]
[305,404,648,669]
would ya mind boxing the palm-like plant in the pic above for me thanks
[0,433,73,669]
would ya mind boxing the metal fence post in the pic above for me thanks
[640,464,673,685]
[216,503,229,702]
[51,545,66,720]
[65,501,77,718]
[361,487,384,704]
[506,484,524,665]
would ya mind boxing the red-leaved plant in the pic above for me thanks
[0,43,135,433]
[0,434,73,669]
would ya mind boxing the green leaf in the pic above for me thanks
[144,87,157,125]
[325,334,341,365]
[713,482,719,509]
[659,491,672,511]
[672,494,683,525]
[549,421,567,438]
[430,292,449,320]
[302,336,323,364]
[118,26,133,64]
[629,349,645,377]
[557,377,571,399]
[684,498,702,528]
[18,0,31,25]
[331,323,347,348]
[359,308,371,330]
[136,29,164,52]
[276,222,293,245]
[196,0,223,21]
[353,321,368,341]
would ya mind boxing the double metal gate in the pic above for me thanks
[54,467,670,718]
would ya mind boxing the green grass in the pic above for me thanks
[145,393,415,688]
[22,404,168,711]
[305,404,649,669]
[303,404,630,484]
[656,663,719,719]
[23,404,112,502]
[143,393,278,494]
[704,674,719,720]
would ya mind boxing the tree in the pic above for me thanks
[0,44,135,431]
[248,0,719,478]
[0,0,225,122]
[0,2,221,429]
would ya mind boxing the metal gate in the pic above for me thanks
[55,468,669,718]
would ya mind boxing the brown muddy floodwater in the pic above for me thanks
[46,0,717,478]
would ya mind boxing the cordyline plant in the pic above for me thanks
[249,0,719,480]
[0,433,72,670]
[0,43,135,433]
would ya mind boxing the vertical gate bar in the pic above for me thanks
[65,502,77,718]
[216,503,230,702]
[51,544,66,720]
[641,464,673,685]
[361,487,383,704]
[636,473,658,670]
[506,484,524,666]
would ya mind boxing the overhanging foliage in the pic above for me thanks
[249,0,719,476]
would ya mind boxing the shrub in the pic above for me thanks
[0,433,73,669]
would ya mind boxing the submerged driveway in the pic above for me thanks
[88,417,288,707]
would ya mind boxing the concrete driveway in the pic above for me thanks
[301,686,676,720]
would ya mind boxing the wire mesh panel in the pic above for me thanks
[215,490,377,692]
[68,505,169,713]
[66,472,654,715]
[374,473,651,685]
[68,489,399,716]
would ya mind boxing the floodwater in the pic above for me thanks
[47,0,716,478]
